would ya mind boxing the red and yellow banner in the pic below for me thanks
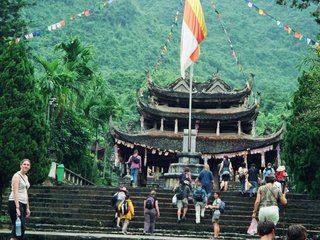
[180,0,207,78]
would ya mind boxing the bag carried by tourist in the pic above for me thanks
[219,200,225,213]
[247,218,258,235]
[176,185,184,200]
[145,196,155,209]
[118,200,129,215]
[172,194,177,206]
[111,193,118,210]
[194,189,204,202]
[132,156,140,164]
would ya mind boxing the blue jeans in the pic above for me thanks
[239,176,245,193]
[249,181,258,195]
[131,168,139,185]
[202,184,213,198]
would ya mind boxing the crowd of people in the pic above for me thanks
[110,159,309,240]
[110,152,309,239]
[7,156,309,240]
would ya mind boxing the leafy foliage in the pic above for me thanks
[0,0,28,45]
[23,0,319,133]
[36,37,122,183]
[55,109,98,181]
[283,48,320,197]
[276,0,320,24]
[0,43,50,192]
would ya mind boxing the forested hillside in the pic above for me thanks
[22,0,319,132]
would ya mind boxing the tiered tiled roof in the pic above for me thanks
[111,127,283,154]
[148,76,252,107]
[138,95,259,123]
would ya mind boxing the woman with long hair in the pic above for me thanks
[8,159,31,240]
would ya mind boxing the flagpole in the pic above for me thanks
[188,64,194,153]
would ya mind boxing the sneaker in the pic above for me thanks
[122,230,127,235]
[181,216,186,221]
[177,219,181,223]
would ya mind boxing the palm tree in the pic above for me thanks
[36,56,77,121]
[55,37,94,108]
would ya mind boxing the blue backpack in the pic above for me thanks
[219,200,225,213]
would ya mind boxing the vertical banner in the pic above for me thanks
[180,0,208,78]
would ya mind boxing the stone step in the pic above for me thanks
[0,229,262,239]
[5,185,313,199]
[14,223,320,239]
[25,211,320,226]
[2,185,320,240]
[22,215,320,232]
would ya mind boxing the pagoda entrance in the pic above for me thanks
[115,144,178,187]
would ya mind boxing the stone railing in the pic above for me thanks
[64,167,95,186]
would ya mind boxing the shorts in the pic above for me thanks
[258,206,279,225]
[177,198,188,209]
[222,173,230,181]
[212,210,220,223]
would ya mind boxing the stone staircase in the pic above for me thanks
[1,185,320,240]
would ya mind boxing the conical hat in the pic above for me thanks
[276,166,286,171]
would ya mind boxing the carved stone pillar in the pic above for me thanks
[244,154,248,167]
[252,120,256,137]
[238,120,241,135]
[160,118,164,132]
[195,120,199,134]
[216,121,220,136]
[203,155,208,165]
[140,115,145,132]
[261,151,266,168]
[174,118,178,134]
[144,148,147,167]
[276,144,281,166]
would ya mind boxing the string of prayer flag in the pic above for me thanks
[8,0,113,45]
[245,0,319,49]
[151,0,183,75]
[210,3,246,79]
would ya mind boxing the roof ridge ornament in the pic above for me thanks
[212,68,220,81]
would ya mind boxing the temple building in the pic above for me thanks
[111,72,283,187]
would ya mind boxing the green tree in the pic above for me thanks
[55,109,97,181]
[0,43,50,196]
[55,37,94,109]
[0,0,28,45]
[36,57,77,120]
[283,48,320,197]
[276,0,320,24]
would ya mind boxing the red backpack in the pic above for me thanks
[276,170,286,182]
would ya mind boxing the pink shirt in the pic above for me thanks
[127,155,142,170]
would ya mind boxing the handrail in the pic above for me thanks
[64,167,95,186]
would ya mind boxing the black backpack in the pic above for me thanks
[194,189,204,202]
[118,200,129,215]
[111,193,118,210]
[176,185,185,200]
[132,156,140,164]
[145,196,155,209]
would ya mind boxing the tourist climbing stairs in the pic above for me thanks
[1,185,320,239]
